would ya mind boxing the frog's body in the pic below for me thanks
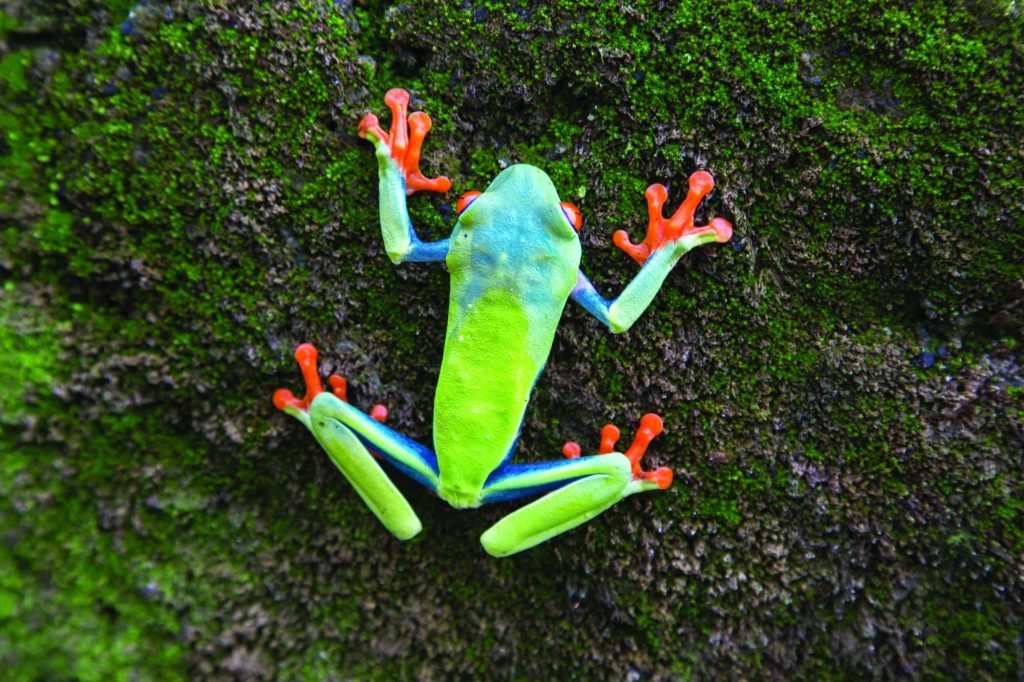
[436,166,581,507]
[274,89,732,556]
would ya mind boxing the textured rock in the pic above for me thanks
[1,1,1021,679]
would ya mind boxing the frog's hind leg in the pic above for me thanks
[479,414,671,557]
[274,344,440,540]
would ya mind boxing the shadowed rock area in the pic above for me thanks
[1,1,1021,679]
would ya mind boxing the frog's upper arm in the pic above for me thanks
[571,271,627,332]
[572,269,655,333]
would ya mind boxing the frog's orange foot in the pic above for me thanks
[562,423,621,459]
[562,414,672,489]
[613,171,733,266]
[272,343,324,413]
[273,343,388,423]
[358,88,451,196]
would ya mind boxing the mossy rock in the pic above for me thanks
[1,1,1021,679]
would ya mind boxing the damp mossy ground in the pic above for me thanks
[1,1,1021,679]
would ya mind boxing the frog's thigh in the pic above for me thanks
[309,393,439,490]
[308,395,425,541]
[480,454,645,558]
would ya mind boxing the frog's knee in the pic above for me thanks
[308,391,347,426]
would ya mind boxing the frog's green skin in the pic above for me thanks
[274,89,731,557]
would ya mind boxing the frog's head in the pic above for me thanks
[454,164,582,241]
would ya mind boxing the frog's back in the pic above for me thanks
[432,165,581,507]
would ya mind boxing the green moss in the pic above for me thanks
[1,0,1021,679]
[0,283,57,423]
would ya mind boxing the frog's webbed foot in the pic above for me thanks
[613,171,733,265]
[273,343,387,429]
[358,88,451,196]
[561,413,672,490]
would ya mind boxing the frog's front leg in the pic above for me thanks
[572,171,732,332]
[274,344,440,540]
[358,88,452,264]
[479,415,671,558]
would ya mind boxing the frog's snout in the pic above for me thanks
[486,164,557,199]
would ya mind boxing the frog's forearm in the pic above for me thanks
[369,137,450,264]
[357,89,452,263]
[572,231,720,333]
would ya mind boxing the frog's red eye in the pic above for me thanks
[457,191,481,215]
[560,202,582,231]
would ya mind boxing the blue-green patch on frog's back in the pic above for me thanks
[443,165,581,330]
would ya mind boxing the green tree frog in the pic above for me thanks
[274,89,732,557]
